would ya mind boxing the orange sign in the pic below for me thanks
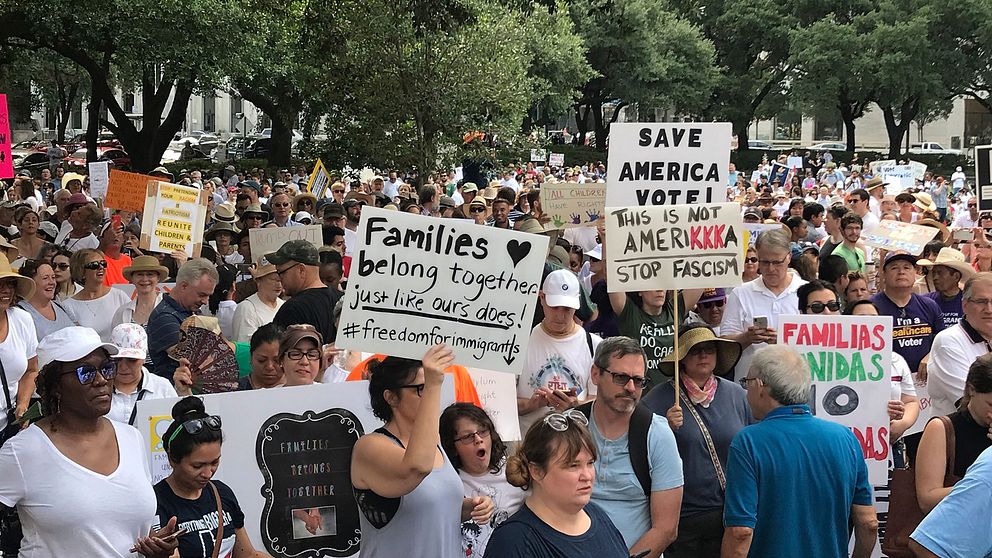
[106,169,154,212]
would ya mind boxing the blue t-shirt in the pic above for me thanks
[724,405,872,558]
[925,290,964,330]
[483,502,628,558]
[870,292,944,372]
[911,446,992,557]
[588,410,683,547]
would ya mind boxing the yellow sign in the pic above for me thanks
[306,159,331,198]
[139,181,207,257]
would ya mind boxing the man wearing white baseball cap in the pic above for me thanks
[517,269,601,434]
[107,323,177,425]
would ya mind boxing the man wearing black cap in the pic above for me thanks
[871,252,944,376]
[269,240,342,344]
[321,201,346,229]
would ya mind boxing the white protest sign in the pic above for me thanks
[883,165,915,191]
[530,149,547,162]
[249,224,323,263]
[548,152,564,167]
[88,161,110,198]
[541,182,606,229]
[138,181,208,257]
[909,160,928,181]
[787,156,804,169]
[873,159,897,175]
[743,223,786,246]
[862,220,940,256]
[605,202,744,292]
[337,207,549,373]
[606,122,732,206]
[468,368,522,441]
[778,315,893,486]
[138,379,455,557]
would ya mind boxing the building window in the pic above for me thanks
[202,95,216,132]
[814,117,843,141]
[773,110,801,141]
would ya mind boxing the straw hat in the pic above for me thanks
[123,255,169,282]
[0,253,35,299]
[915,218,951,244]
[917,247,975,279]
[913,192,937,213]
[241,203,269,220]
[251,257,278,279]
[864,176,888,191]
[293,193,318,212]
[213,203,238,224]
[660,325,741,378]
[516,217,561,248]
[205,221,239,242]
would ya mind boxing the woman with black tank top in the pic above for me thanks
[351,345,494,557]
[916,353,992,513]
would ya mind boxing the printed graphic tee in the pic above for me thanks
[518,325,600,434]
[154,479,244,558]
[870,292,944,373]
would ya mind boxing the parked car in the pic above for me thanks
[11,139,48,159]
[14,152,52,175]
[808,142,848,151]
[65,147,131,170]
[909,142,962,156]
[259,128,304,143]
[747,140,774,150]
[220,136,251,160]
[244,137,273,159]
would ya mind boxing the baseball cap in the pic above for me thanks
[65,192,90,210]
[240,180,261,193]
[883,251,918,268]
[584,244,602,261]
[265,239,320,267]
[542,269,580,309]
[461,182,479,193]
[439,196,456,209]
[697,288,727,305]
[321,201,344,218]
[294,211,313,224]
[111,323,148,360]
[38,326,118,368]
[252,257,279,279]
[279,324,323,355]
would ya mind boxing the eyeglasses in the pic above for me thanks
[52,262,70,271]
[967,298,992,308]
[738,377,760,388]
[300,200,313,206]
[543,408,589,431]
[399,383,425,397]
[806,300,841,313]
[453,428,491,445]
[686,343,718,357]
[470,207,485,213]
[757,257,788,267]
[277,263,300,277]
[698,299,726,309]
[165,415,222,449]
[272,203,290,208]
[83,260,108,270]
[744,257,759,264]
[602,369,649,389]
[245,214,263,220]
[62,360,117,384]
[286,349,320,361]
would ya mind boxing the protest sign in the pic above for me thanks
[138,379,456,558]
[306,158,331,198]
[0,94,11,179]
[107,169,156,212]
[873,159,897,174]
[768,162,790,187]
[541,183,606,229]
[249,224,323,263]
[862,220,940,255]
[787,156,804,169]
[468,368,522,441]
[548,152,564,167]
[606,122,732,207]
[337,207,548,373]
[882,165,915,191]
[778,315,893,485]
[743,223,786,246]
[909,160,928,181]
[976,145,992,211]
[88,161,110,198]
[530,148,547,162]
[605,202,744,292]
[139,181,208,257]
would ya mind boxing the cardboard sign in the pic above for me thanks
[139,181,208,257]
[306,158,331,198]
[976,145,992,211]
[541,183,606,229]
[88,161,110,198]
[778,315,893,486]
[862,220,940,255]
[787,156,804,169]
[548,152,564,167]
[337,207,548,373]
[107,169,156,212]
[0,94,11,179]
[249,224,323,263]
[137,379,456,557]
[468,368,522,441]
[530,149,547,162]
[606,122,732,207]
[882,165,915,191]
[909,160,928,181]
[605,202,744,292]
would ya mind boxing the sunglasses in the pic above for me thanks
[62,360,117,384]
[602,369,649,389]
[165,415,223,449]
[470,207,485,213]
[807,300,841,314]
[300,200,313,206]
[543,409,589,432]
[744,257,758,264]
[272,203,290,208]
[332,189,345,194]
[52,262,70,271]
[698,299,726,309]
[84,260,108,271]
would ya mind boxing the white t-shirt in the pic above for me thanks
[951,171,967,191]
[518,325,600,434]
[231,293,285,344]
[890,352,918,401]
[61,288,132,342]
[952,212,977,229]
[0,421,158,557]
[458,465,528,558]
[344,227,357,257]
[107,368,178,425]
[0,307,38,431]
[927,322,991,416]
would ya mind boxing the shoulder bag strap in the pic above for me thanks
[208,481,224,558]
[938,415,956,479]
[0,354,13,422]
[678,383,726,491]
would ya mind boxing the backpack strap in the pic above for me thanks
[575,400,653,498]
[584,330,594,358]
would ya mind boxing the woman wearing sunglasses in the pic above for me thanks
[0,326,180,556]
[50,246,78,300]
[797,280,842,315]
[641,325,749,558]
[483,409,627,557]
[155,396,271,558]
[742,247,759,283]
[61,248,130,341]
[352,345,494,558]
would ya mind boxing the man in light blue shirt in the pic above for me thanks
[585,336,683,558]
[911,446,992,557]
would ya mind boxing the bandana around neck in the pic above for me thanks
[681,374,718,408]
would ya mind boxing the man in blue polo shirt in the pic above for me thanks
[723,345,878,558]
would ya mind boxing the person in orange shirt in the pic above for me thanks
[99,218,132,286]
[347,353,482,407]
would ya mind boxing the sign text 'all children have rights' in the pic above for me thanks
[606,122,732,207]
[337,207,548,374]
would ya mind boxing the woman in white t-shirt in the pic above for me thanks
[61,249,131,341]
[0,326,179,557]
[0,255,39,433]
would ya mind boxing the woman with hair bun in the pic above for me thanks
[483,410,627,557]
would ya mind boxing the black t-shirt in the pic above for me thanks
[154,479,245,558]
[274,286,342,343]
[483,502,627,558]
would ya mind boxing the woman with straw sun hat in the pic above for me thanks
[0,252,38,435]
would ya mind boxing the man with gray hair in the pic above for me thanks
[147,258,220,380]
[723,345,877,558]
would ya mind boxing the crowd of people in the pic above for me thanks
[0,150,987,558]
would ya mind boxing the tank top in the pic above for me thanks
[948,410,992,478]
[354,427,463,558]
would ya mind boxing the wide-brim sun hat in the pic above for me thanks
[0,253,35,300]
[122,255,169,283]
[660,326,742,378]
[917,247,975,279]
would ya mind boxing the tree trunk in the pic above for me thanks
[734,119,750,152]
[57,82,80,143]
[840,105,857,152]
[574,104,589,146]
[881,103,917,159]
[269,109,296,167]
[85,84,101,163]
[592,102,607,152]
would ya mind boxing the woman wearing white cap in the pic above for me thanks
[0,326,180,556]
[107,323,177,426]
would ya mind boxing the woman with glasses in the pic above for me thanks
[264,192,300,228]
[293,193,318,216]
[742,247,759,283]
[440,403,527,558]
[352,345,493,558]
[155,395,271,557]
[797,280,842,315]
[483,408,627,557]
[60,248,131,341]
[0,327,179,556]
[278,324,324,387]
[17,258,78,341]
[469,199,488,225]
[50,246,78,300]
[642,325,749,558]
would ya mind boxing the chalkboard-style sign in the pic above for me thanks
[256,408,364,557]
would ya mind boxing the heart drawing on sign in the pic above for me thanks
[506,239,531,267]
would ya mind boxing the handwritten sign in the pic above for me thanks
[306,158,331,198]
[606,122,732,207]
[787,156,804,169]
[468,368,522,441]
[541,183,605,229]
[88,161,110,198]
[778,315,893,485]
[910,160,928,181]
[548,152,564,167]
[337,207,548,373]
[605,202,744,292]
[530,149,547,162]
[139,181,207,257]
[249,224,323,263]
[107,169,156,212]
[882,165,915,192]
[0,94,12,179]
[873,159,897,176]
[862,220,940,255]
